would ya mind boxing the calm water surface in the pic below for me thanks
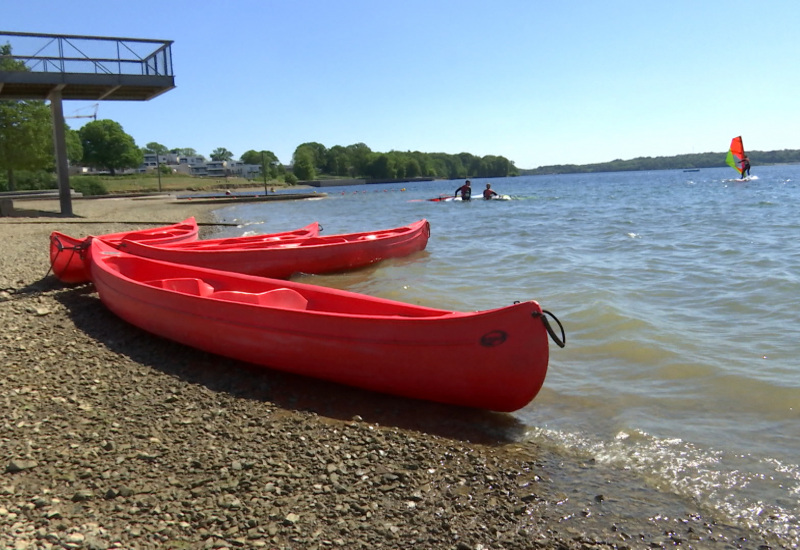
[207,165,800,544]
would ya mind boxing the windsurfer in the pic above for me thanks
[455,180,472,201]
[740,155,751,178]
[483,183,499,200]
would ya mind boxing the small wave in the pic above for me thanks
[525,425,800,545]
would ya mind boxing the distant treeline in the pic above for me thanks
[291,142,519,181]
[520,149,800,175]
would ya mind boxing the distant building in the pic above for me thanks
[227,161,262,179]
[84,154,265,178]
[141,153,207,174]
[179,155,206,167]
[204,160,227,178]
[189,159,262,179]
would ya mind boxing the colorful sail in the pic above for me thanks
[726,136,746,176]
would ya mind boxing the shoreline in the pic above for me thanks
[0,195,788,549]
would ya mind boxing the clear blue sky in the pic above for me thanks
[4,0,799,169]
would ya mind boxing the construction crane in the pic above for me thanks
[65,103,99,121]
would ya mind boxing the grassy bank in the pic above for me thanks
[70,173,297,195]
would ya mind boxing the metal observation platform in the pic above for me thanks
[0,31,176,214]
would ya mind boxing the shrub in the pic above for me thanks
[70,176,109,196]
[0,170,57,191]
[284,173,298,185]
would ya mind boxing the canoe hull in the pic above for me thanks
[117,219,430,279]
[49,217,199,284]
[89,238,551,412]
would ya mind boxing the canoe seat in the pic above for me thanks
[146,277,215,296]
[211,288,308,310]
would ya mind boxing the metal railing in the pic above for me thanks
[0,31,173,77]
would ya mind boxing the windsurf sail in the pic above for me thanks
[726,136,746,177]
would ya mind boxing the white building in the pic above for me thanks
[137,154,262,179]
[141,153,207,174]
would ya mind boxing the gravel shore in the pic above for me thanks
[1,195,789,549]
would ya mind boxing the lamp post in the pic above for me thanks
[262,151,268,195]
[156,155,162,192]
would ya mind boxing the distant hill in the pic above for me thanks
[519,149,800,175]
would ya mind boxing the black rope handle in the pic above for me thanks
[535,309,566,348]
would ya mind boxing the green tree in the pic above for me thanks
[210,147,234,162]
[79,119,143,176]
[144,142,169,155]
[65,127,83,166]
[346,142,372,176]
[294,142,327,173]
[325,145,350,176]
[0,100,53,190]
[241,149,280,178]
[0,44,55,190]
[365,153,394,179]
[404,157,421,178]
[240,149,261,165]
[292,148,316,181]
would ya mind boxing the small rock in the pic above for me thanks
[65,532,85,544]
[6,459,38,473]
[25,305,51,316]
[72,489,94,502]
[284,512,300,525]
[32,496,49,508]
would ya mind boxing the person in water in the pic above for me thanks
[740,155,751,178]
[483,183,499,200]
[455,180,472,201]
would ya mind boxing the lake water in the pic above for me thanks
[205,165,800,544]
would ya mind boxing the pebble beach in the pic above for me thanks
[0,194,789,550]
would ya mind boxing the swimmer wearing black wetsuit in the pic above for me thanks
[455,180,472,201]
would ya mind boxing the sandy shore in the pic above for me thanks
[0,195,788,549]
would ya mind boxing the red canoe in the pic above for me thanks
[147,221,321,249]
[50,220,320,285]
[116,219,430,279]
[49,217,200,284]
[88,238,564,411]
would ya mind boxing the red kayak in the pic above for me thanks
[116,219,430,279]
[49,217,200,284]
[88,238,564,411]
